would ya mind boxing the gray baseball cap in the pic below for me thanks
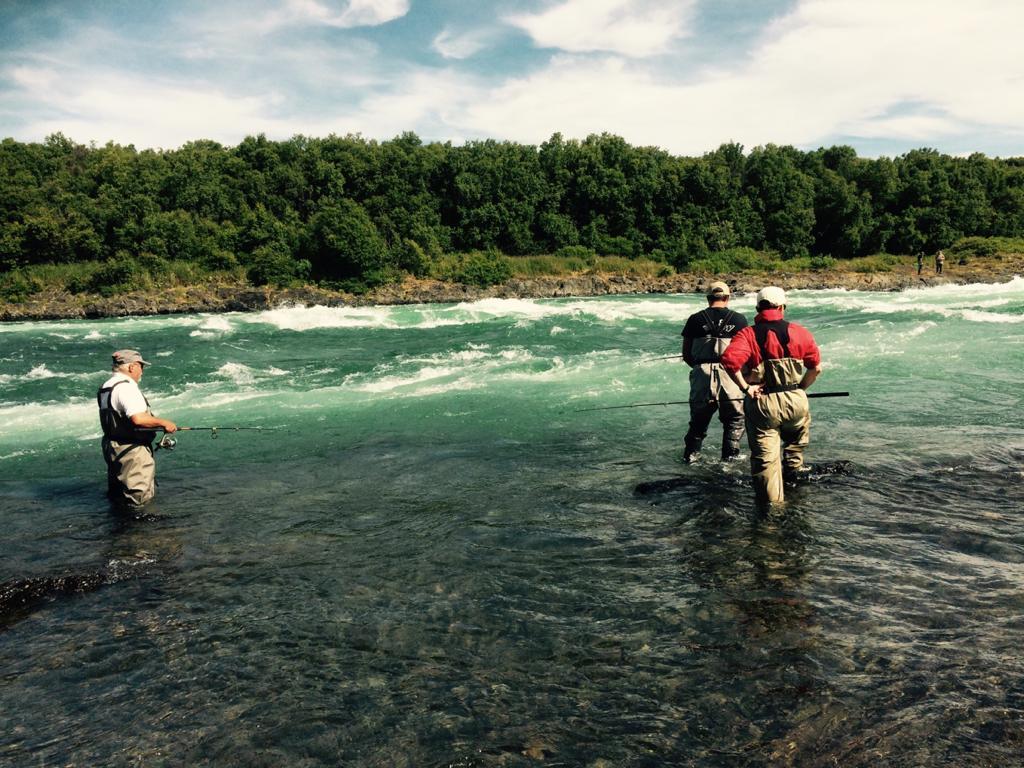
[112,349,150,366]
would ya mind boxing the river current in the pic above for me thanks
[2,281,1023,766]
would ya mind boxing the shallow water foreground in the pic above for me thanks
[2,282,1023,766]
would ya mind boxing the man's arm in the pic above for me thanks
[681,336,695,367]
[721,328,761,397]
[794,326,821,391]
[799,367,820,391]
[130,413,177,433]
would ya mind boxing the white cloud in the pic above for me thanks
[5,0,1024,155]
[460,0,1024,153]
[340,68,481,139]
[432,27,489,60]
[298,0,409,27]
[10,67,293,147]
[9,66,60,93]
[255,0,409,33]
[4,55,469,148]
[843,115,963,141]
[459,56,687,147]
[507,0,697,57]
[734,0,1024,139]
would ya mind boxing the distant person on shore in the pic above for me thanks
[917,252,924,275]
[97,350,176,509]
[721,287,821,506]
[680,281,748,463]
[935,250,945,274]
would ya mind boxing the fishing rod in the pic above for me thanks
[176,426,272,435]
[149,425,277,451]
[640,354,684,363]
[575,392,850,412]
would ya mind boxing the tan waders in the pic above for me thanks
[103,440,156,508]
[743,356,812,504]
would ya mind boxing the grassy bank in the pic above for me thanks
[2,237,1023,321]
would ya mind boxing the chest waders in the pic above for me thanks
[97,380,156,507]
[746,320,812,505]
[752,320,804,393]
[684,310,746,462]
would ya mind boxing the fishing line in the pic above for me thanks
[575,392,850,412]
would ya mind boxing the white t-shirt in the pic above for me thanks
[101,372,149,418]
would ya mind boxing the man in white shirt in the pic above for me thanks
[97,349,177,508]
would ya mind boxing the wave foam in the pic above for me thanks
[238,296,707,333]
[452,297,698,325]
[247,304,405,331]
[0,365,98,384]
[26,364,61,380]
[214,362,289,386]
[0,399,97,439]
[347,365,466,394]
[189,315,235,337]
[799,292,1024,323]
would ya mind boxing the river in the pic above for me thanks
[2,280,1023,766]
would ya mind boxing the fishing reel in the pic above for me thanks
[156,435,177,452]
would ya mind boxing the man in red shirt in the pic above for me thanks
[720,287,821,505]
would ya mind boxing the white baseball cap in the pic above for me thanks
[756,286,786,307]
[706,281,731,298]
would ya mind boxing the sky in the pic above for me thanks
[1,0,1022,158]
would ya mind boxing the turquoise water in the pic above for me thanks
[2,280,1023,765]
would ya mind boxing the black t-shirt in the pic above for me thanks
[681,307,748,340]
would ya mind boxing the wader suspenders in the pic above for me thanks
[694,309,741,364]
[98,380,154,459]
[753,320,800,393]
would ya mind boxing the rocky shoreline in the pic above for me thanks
[2,255,1022,322]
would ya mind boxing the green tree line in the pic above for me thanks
[2,131,1023,291]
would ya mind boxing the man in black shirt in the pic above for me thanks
[680,281,748,463]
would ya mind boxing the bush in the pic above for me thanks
[595,234,638,258]
[848,253,902,273]
[136,252,171,278]
[809,255,837,270]
[593,256,673,277]
[436,250,513,287]
[686,247,774,274]
[326,265,402,295]
[0,269,38,302]
[65,266,99,294]
[396,238,432,277]
[247,243,311,287]
[308,200,391,281]
[553,245,597,264]
[202,249,239,271]
[949,237,997,257]
[89,254,148,295]
[506,255,564,277]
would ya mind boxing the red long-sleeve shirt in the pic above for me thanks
[720,308,821,373]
